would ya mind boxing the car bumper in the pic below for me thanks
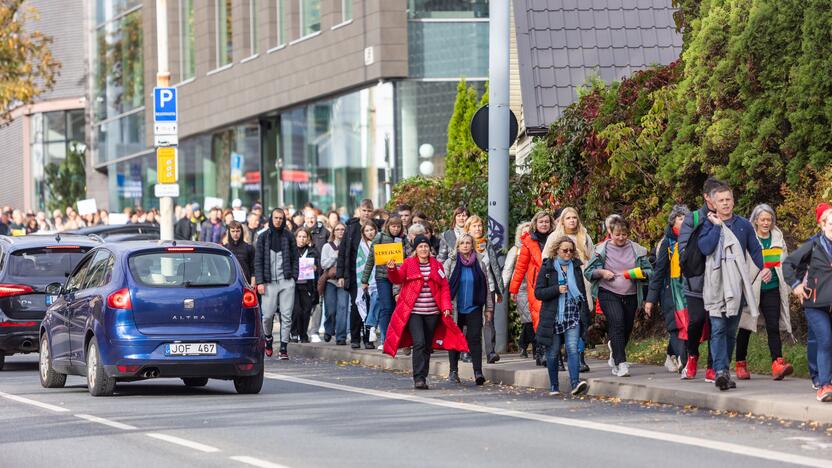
[0,326,40,354]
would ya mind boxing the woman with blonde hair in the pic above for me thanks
[463,215,506,363]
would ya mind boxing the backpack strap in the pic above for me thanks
[693,210,700,227]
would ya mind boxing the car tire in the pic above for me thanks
[86,339,115,397]
[182,377,209,387]
[0,353,5,371]
[39,335,66,388]
[233,365,264,394]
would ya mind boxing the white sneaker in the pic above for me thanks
[369,327,378,342]
[611,365,619,376]
[310,334,321,343]
[377,344,384,350]
[664,355,677,373]
[615,362,631,377]
[607,341,615,368]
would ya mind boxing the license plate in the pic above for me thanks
[165,343,217,356]
[45,295,55,306]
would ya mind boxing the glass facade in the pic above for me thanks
[93,1,145,164]
[342,0,352,22]
[216,0,233,66]
[31,110,87,211]
[180,0,195,80]
[107,152,158,211]
[300,0,321,37]
[249,0,259,55]
[262,83,394,214]
[407,0,489,19]
[408,21,488,78]
[276,0,286,46]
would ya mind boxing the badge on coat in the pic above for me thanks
[438,269,446,279]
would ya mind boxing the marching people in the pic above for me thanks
[585,215,652,377]
[200,206,226,244]
[464,215,505,364]
[445,233,495,385]
[438,206,470,262]
[645,205,690,373]
[784,204,832,402]
[510,211,555,366]
[255,208,299,359]
[357,221,380,349]
[697,180,764,391]
[321,223,350,345]
[224,220,255,287]
[362,216,406,349]
[503,222,534,357]
[397,204,413,231]
[734,204,794,380]
[537,236,590,396]
[383,235,468,390]
[806,204,830,390]
[304,208,330,342]
[291,227,320,343]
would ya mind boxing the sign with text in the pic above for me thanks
[157,147,177,184]
[373,243,404,266]
[299,257,316,281]
[153,87,177,122]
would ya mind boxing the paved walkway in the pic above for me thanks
[287,341,831,424]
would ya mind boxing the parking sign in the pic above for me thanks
[153,87,177,122]
[157,147,177,184]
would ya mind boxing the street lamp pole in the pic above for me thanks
[488,0,510,353]
[156,0,174,241]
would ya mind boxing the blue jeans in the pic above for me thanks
[376,278,394,344]
[710,313,740,372]
[325,282,351,342]
[805,307,832,386]
[808,323,819,386]
[364,290,379,328]
[545,326,581,391]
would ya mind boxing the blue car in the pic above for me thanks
[38,241,264,396]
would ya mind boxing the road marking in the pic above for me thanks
[0,391,70,413]
[265,372,832,468]
[145,433,221,453]
[230,456,292,468]
[75,413,137,431]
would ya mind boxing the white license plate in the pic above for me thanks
[165,343,217,356]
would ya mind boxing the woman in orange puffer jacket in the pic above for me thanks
[510,211,556,337]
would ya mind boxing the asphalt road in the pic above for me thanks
[2,353,832,468]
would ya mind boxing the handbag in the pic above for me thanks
[317,265,337,296]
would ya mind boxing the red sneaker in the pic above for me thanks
[705,368,716,383]
[735,361,751,380]
[771,357,794,381]
[265,336,274,357]
[817,385,832,402]
[681,356,698,380]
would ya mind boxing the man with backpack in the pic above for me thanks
[678,178,724,382]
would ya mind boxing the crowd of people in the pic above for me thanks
[2,178,831,402]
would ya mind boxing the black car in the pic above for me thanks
[67,223,160,240]
[0,234,100,369]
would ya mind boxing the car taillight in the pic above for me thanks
[0,321,37,327]
[166,247,194,252]
[242,289,258,308]
[107,288,132,310]
[0,284,34,298]
[46,245,81,250]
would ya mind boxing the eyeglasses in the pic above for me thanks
[559,248,574,253]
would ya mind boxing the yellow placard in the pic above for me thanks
[157,147,177,184]
[374,243,404,265]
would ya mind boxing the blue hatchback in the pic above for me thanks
[38,241,264,396]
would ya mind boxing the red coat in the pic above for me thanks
[383,257,469,357]
[509,232,544,330]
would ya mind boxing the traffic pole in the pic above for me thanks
[489,0,510,353]
[156,0,174,241]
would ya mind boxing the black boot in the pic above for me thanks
[580,352,590,373]
[363,326,374,349]
[520,347,528,358]
[448,370,461,383]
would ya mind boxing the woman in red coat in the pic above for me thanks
[383,235,469,389]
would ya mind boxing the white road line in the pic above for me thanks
[230,455,292,468]
[265,372,832,468]
[75,413,137,431]
[145,433,221,453]
[0,391,70,413]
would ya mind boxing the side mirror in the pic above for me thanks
[45,282,63,295]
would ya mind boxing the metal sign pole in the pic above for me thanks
[156,0,174,241]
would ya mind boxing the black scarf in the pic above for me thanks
[448,253,487,307]
[532,230,550,251]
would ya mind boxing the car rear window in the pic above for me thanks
[6,247,91,280]
[128,251,235,287]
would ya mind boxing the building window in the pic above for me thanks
[32,110,87,211]
[180,0,195,80]
[407,0,489,19]
[342,0,352,22]
[275,0,286,46]
[216,0,233,67]
[408,21,488,78]
[249,0,258,55]
[299,0,321,37]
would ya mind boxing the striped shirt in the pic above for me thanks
[412,262,439,315]
[760,236,781,290]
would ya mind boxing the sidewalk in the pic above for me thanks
[286,341,832,424]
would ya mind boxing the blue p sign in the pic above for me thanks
[154,87,177,122]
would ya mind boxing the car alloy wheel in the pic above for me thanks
[86,340,115,396]
[39,334,66,388]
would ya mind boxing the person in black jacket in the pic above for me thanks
[255,208,299,359]
[291,227,320,343]
[303,208,329,342]
[174,203,198,241]
[536,236,590,396]
[224,221,255,287]
[336,199,383,348]
[783,204,832,402]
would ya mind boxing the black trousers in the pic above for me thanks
[598,288,637,366]
[449,309,484,373]
[408,313,440,381]
[292,283,315,341]
[736,288,783,362]
[348,283,369,344]
[518,322,535,353]
[685,295,714,368]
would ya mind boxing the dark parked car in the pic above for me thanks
[0,234,100,370]
[39,241,264,396]
[67,223,160,241]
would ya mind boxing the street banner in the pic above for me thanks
[373,243,404,266]
[299,257,316,281]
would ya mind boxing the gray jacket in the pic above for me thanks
[703,225,759,318]
[444,252,495,314]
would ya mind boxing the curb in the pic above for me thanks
[286,342,832,425]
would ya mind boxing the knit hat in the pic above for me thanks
[411,235,430,250]
[817,203,832,224]
[668,204,690,227]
